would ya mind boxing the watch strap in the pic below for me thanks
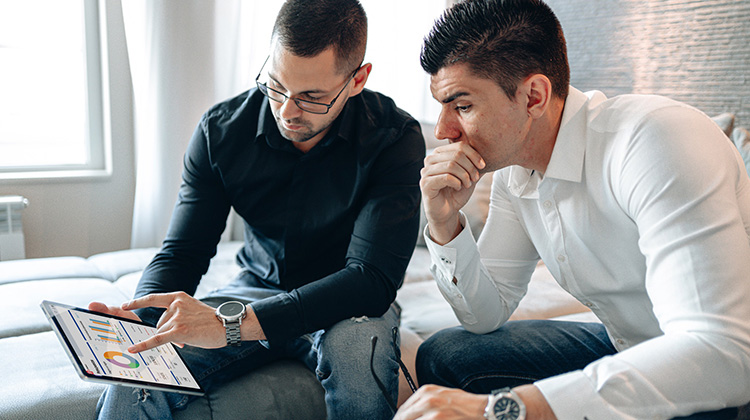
[224,321,242,346]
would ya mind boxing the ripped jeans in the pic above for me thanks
[94,270,401,420]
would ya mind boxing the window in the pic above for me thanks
[0,0,108,179]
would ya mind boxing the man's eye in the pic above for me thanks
[455,105,471,112]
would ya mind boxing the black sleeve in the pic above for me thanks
[134,116,231,299]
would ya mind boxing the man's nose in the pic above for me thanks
[279,98,303,120]
[434,112,461,143]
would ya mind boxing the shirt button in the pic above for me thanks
[585,302,594,308]
[557,255,566,263]
[440,257,452,264]
[616,339,625,345]
[544,201,552,208]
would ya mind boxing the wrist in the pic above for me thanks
[513,385,557,420]
[427,213,463,245]
[240,305,266,341]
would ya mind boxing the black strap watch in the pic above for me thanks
[484,387,527,420]
[215,301,247,346]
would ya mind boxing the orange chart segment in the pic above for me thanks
[103,351,140,369]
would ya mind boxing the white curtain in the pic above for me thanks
[360,0,446,124]
[124,0,244,248]
[125,0,445,248]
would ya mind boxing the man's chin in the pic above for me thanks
[281,130,315,143]
[277,124,313,142]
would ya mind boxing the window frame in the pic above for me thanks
[0,0,111,181]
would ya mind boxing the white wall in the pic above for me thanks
[0,1,136,258]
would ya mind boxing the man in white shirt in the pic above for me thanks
[394,0,750,419]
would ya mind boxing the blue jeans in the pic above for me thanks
[95,271,401,420]
[416,320,738,420]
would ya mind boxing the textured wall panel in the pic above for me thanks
[546,0,750,126]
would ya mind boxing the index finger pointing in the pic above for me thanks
[121,293,177,311]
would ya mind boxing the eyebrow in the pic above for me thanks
[268,74,328,96]
[441,91,470,104]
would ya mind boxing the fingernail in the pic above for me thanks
[479,159,486,169]
[127,346,137,353]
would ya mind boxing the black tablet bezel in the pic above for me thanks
[40,300,205,396]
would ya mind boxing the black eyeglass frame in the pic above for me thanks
[255,55,361,115]
[370,327,418,414]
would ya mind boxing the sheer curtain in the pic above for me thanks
[125,0,446,248]
[124,1,244,248]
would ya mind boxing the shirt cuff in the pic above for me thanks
[535,370,616,420]
[423,211,477,282]
[423,212,481,325]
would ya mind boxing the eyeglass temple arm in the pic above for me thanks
[370,336,398,413]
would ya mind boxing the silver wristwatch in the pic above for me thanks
[484,387,526,420]
[215,301,247,346]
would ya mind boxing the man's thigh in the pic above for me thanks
[416,320,616,393]
[306,304,403,418]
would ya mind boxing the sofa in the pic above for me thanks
[1,115,749,420]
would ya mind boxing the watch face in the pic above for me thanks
[219,301,245,317]
[493,396,521,420]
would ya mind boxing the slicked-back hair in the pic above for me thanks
[421,0,569,100]
[272,0,367,75]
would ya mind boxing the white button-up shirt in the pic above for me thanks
[426,87,750,419]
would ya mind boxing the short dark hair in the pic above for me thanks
[421,0,569,100]
[272,0,367,75]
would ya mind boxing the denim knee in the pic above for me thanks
[314,308,400,420]
[415,326,467,388]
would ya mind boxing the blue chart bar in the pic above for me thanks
[89,318,122,343]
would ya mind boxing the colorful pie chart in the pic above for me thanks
[103,351,140,369]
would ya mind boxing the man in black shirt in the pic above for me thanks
[90,1,424,419]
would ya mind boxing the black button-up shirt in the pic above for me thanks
[134,88,424,344]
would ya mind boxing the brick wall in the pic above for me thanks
[545,0,750,126]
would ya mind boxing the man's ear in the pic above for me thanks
[349,63,372,97]
[523,74,552,119]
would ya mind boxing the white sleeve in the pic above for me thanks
[424,173,539,334]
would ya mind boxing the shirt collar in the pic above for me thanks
[507,87,590,198]
[544,86,590,183]
[254,92,354,153]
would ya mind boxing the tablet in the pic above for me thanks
[40,300,204,396]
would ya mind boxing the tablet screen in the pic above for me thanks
[41,300,204,396]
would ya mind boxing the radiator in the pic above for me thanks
[0,195,29,261]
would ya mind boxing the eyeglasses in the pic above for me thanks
[255,55,360,115]
[370,327,418,414]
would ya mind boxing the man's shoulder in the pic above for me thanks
[356,89,420,130]
[201,89,264,129]
[346,89,423,153]
[583,90,700,134]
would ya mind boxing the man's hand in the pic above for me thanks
[88,301,142,322]
[394,384,558,420]
[119,292,264,353]
[393,385,487,420]
[420,142,485,245]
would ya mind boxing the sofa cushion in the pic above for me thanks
[0,278,129,339]
[87,247,160,282]
[0,331,328,420]
[732,127,750,176]
[711,112,735,138]
[397,262,592,340]
[0,332,107,420]
[111,243,245,301]
[0,256,103,285]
